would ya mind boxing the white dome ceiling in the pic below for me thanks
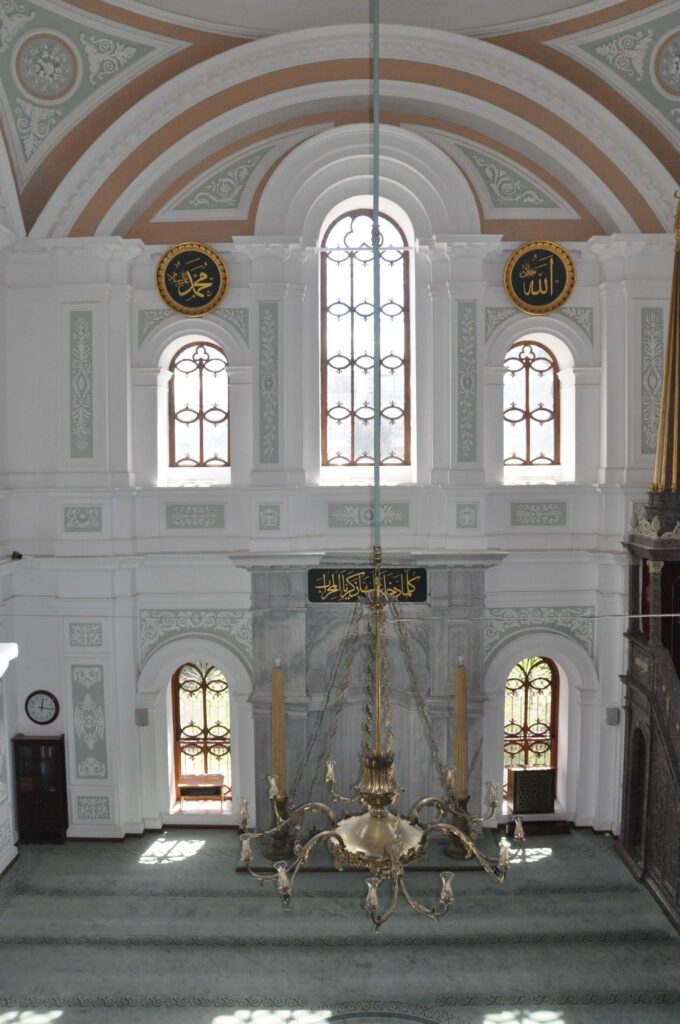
[120,0,617,36]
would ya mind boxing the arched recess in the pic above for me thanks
[483,631,600,827]
[259,123,474,484]
[256,123,480,241]
[132,319,253,487]
[484,314,601,485]
[136,637,255,826]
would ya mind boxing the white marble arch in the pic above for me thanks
[255,122,480,241]
[131,318,253,487]
[136,637,255,828]
[482,632,600,829]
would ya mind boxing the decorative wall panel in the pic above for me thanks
[258,302,279,464]
[165,504,225,529]
[641,306,664,455]
[457,301,478,463]
[76,795,110,820]
[0,819,10,853]
[138,306,250,347]
[69,623,103,647]
[511,501,568,527]
[327,503,410,528]
[157,144,273,217]
[138,609,252,669]
[63,505,102,532]
[484,605,595,660]
[456,503,479,529]
[69,311,93,458]
[71,664,107,779]
[485,305,594,343]
[258,504,281,531]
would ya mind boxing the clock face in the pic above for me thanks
[25,690,59,725]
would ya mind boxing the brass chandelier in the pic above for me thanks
[238,0,518,929]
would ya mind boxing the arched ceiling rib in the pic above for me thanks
[2,3,675,241]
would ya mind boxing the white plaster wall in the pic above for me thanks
[0,122,674,836]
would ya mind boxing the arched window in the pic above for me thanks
[503,341,559,466]
[503,655,559,796]
[169,342,229,467]
[321,210,410,466]
[172,662,232,799]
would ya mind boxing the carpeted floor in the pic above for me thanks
[0,828,678,1024]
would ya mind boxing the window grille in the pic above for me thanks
[503,655,559,797]
[172,661,232,797]
[169,342,229,467]
[503,341,559,465]
[321,210,410,466]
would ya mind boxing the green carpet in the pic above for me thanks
[0,828,678,1024]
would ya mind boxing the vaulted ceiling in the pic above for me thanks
[0,0,677,241]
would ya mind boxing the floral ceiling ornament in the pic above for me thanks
[595,29,654,81]
[0,0,34,54]
[14,32,80,101]
[80,33,136,84]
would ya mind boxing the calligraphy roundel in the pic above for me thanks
[503,240,575,315]
[156,242,229,317]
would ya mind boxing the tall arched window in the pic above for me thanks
[321,210,410,466]
[169,342,229,467]
[172,661,232,797]
[504,341,559,466]
[503,655,559,796]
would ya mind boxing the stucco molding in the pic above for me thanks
[31,24,674,238]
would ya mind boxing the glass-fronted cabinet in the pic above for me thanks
[12,735,68,842]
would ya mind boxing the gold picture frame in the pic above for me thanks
[503,240,575,315]
[156,242,229,317]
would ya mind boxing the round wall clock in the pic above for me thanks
[156,242,229,317]
[25,690,59,725]
[503,240,575,315]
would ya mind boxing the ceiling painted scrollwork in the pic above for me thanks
[0,0,676,241]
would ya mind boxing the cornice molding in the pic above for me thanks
[31,24,675,239]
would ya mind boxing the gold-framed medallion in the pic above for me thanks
[156,242,229,317]
[504,240,575,315]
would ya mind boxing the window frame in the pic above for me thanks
[503,339,560,468]
[171,661,232,799]
[320,208,411,468]
[502,655,559,798]
[168,340,230,470]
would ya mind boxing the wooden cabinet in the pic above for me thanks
[507,766,556,814]
[12,734,68,842]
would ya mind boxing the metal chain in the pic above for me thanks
[390,603,449,792]
[288,601,363,802]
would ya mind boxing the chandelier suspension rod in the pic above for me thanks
[371,0,381,552]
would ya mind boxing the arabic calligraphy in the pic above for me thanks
[156,243,229,316]
[504,241,575,315]
[308,568,427,603]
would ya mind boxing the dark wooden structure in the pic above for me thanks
[12,734,68,842]
[507,766,556,815]
[619,197,680,930]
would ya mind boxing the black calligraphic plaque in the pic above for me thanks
[156,242,229,317]
[308,568,427,603]
[503,240,575,315]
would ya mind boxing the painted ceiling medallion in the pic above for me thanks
[14,32,81,103]
[156,242,229,316]
[653,30,680,98]
[504,240,575,315]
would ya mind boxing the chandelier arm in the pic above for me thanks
[244,828,344,893]
[422,822,508,884]
[367,874,400,931]
[328,787,361,805]
[407,796,448,826]
[245,800,339,841]
[398,873,449,922]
